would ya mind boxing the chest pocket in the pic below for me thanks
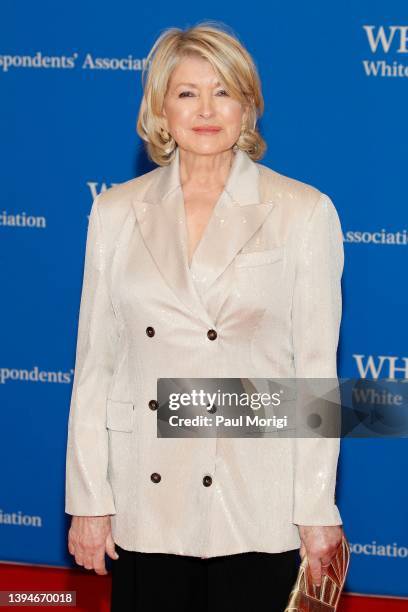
[231,246,286,324]
[235,246,284,268]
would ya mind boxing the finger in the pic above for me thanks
[308,558,322,586]
[105,534,119,561]
[83,554,95,571]
[321,557,333,568]
[321,562,331,576]
[321,549,336,569]
[93,551,108,575]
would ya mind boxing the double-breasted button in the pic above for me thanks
[149,399,159,411]
[146,326,155,337]
[202,475,213,487]
[207,404,217,414]
[207,329,217,341]
[151,472,161,483]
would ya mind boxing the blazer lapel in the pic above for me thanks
[189,149,275,299]
[132,147,276,328]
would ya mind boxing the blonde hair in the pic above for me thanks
[136,21,267,165]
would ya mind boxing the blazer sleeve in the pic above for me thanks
[291,192,344,526]
[65,195,118,516]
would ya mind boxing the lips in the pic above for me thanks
[192,126,221,133]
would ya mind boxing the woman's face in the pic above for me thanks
[161,55,248,156]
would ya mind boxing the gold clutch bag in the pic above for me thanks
[285,535,350,611]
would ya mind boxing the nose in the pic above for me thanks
[198,92,215,118]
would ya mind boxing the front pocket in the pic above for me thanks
[106,399,134,432]
[235,246,284,268]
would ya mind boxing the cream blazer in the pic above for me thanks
[65,146,344,557]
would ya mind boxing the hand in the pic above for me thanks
[68,515,119,575]
[298,525,343,586]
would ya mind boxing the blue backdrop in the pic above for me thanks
[1,0,407,598]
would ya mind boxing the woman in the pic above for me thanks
[65,22,345,611]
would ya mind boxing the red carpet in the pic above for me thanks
[0,562,407,610]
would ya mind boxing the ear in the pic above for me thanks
[242,104,250,126]
[160,106,169,130]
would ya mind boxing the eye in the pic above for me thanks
[178,91,195,98]
[216,89,229,96]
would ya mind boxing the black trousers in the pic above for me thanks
[110,543,299,612]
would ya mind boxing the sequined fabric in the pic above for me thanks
[65,148,344,557]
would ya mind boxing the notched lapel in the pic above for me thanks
[131,147,276,328]
[189,199,274,300]
[133,186,215,327]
